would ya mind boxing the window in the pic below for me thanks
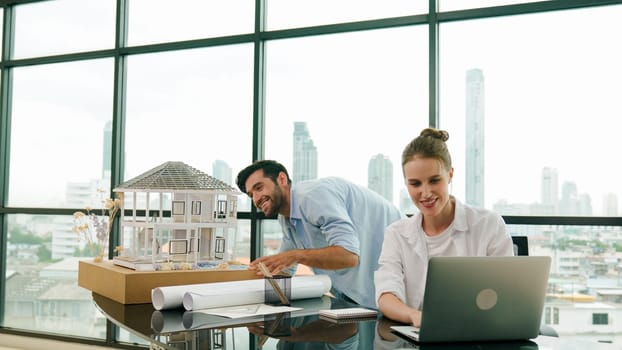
[191,201,202,215]
[440,6,622,215]
[266,0,427,30]
[124,46,254,188]
[172,201,185,215]
[9,60,114,208]
[13,0,115,58]
[4,214,106,337]
[440,0,542,11]
[127,0,254,46]
[593,313,609,325]
[264,26,428,209]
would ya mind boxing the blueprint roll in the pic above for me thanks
[183,275,331,310]
[152,280,260,310]
[152,274,331,311]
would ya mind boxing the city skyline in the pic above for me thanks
[57,120,622,217]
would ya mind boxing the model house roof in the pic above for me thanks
[114,161,240,193]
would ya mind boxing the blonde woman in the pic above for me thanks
[374,128,513,327]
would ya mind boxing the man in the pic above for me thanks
[236,160,402,308]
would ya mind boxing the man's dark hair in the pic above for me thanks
[236,160,291,194]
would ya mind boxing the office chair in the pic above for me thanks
[511,235,559,338]
[512,235,529,256]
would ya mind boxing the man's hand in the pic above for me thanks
[250,250,300,276]
[250,246,359,276]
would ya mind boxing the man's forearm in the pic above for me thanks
[294,246,358,270]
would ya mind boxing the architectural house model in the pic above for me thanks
[112,161,241,271]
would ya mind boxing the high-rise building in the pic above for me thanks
[368,154,393,202]
[578,193,592,216]
[603,193,619,216]
[541,167,559,215]
[212,159,233,185]
[465,68,485,208]
[292,121,318,183]
[560,181,579,215]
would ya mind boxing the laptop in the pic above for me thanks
[391,256,551,343]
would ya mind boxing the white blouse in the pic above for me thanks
[374,197,514,309]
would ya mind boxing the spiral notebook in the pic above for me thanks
[318,307,377,320]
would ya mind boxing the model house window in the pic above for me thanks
[189,237,200,253]
[191,201,201,215]
[172,201,185,215]
[593,313,609,325]
[217,200,227,219]
[215,237,225,259]
[168,239,188,255]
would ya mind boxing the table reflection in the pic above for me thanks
[92,293,619,350]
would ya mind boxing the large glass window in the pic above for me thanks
[13,0,115,59]
[266,1,427,30]
[9,59,114,208]
[124,45,254,263]
[262,26,428,255]
[440,6,622,216]
[127,0,254,46]
[3,214,105,338]
[265,27,428,209]
[511,224,622,343]
[440,0,543,12]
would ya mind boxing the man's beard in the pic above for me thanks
[262,185,283,218]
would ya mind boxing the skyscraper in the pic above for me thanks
[368,154,393,202]
[212,159,233,185]
[465,69,485,208]
[541,167,559,215]
[560,181,579,215]
[603,193,619,216]
[292,121,318,183]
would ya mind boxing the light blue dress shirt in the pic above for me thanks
[277,177,403,308]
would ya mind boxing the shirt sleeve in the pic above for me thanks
[297,185,361,255]
[486,214,514,256]
[277,217,299,276]
[374,224,407,306]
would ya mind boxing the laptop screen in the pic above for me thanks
[413,256,551,343]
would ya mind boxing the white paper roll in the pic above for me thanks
[152,274,331,311]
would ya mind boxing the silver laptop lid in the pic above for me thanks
[418,256,551,343]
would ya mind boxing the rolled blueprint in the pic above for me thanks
[152,274,331,311]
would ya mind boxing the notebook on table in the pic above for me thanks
[391,256,551,344]
[318,307,378,322]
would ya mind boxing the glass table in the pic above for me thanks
[92,293,620,350]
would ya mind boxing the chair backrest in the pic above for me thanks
[512,236,529,256]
